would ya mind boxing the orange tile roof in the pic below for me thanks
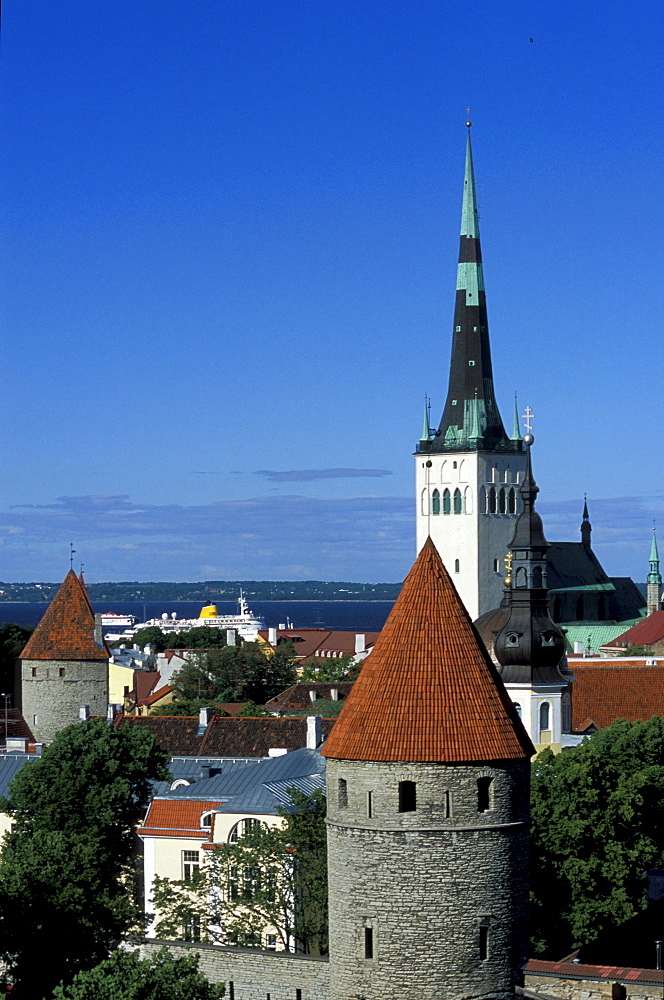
[605,611,664,649]
[571,665,664,731]
[141,798,220,837]
[20,570,109,661]
[322,537,533,763]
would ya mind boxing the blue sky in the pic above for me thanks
[1,1,663,583]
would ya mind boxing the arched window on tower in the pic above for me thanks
[453,488,462,514]
[464,486,472,514]
[508,488,516,514]
[498,488,506,514]
[515,567,527,589]
[421,489,428,516]
[480,486,487,513]
[432,489,440,516]
[454,559,460,573]
[489,487,497,513]
[441,460,450,483]
[532,566,543,588]
[539,702,551,735]
[443,489,451,515]
[458,459,466,482]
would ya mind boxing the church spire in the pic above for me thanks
[420,125,515,454]
[581,495,592,549]
[647,525,663,615]
[420,394,432,444]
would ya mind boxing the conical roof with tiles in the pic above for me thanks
[322,538,533,762]
[20,570,109,661]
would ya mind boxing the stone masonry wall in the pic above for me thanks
[21,658,108,743]
[138,939,330,1000]
[326,758,530,1000]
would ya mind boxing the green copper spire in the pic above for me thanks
[648,527,662,586]
[420,394,432,443]
[511,393,521,441]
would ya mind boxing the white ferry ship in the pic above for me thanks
[107,591,265,642]
[100,612,138,629]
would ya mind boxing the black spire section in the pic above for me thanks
[581,496,592,549]
[418,127,518,455]
[494,438,567,685]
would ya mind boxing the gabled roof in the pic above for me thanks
[20,570,109,661]
[571,665,664,731]
[322,538,533,763]
[606,610,664,649]
[265,681,355,714]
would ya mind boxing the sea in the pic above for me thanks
[0,600,395,634]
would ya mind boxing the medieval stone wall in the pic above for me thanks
[325,757,530,1000]
[20,658,108,743]
[525,972,663,1000]
[138,939,330,1000]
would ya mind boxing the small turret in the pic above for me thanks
[647,526,663,616]
[581,496,592,549]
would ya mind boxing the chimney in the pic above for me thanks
[200,764,212,781]
[355,633,366,654]
[79,705,90,722]
[268,627,278,645]
[278,623,286,630]
[198,707,214,733]
[309,689,317,702]
[306,715,322,749]
[573,641,583,655]
[330,688,339,701]
[226,629,236,646]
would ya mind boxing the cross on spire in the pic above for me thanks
[521,405,535,434]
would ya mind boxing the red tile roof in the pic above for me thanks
[525,958,664,985]
[141,798,220,838]
[322,538,533,763]
[604,611,664,649]
[265,681,355,713]
[571,665,664,731]
[20,570,109,661]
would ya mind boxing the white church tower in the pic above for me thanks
[415,122,526,620]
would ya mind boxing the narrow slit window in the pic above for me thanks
[477,776,493,813]
[444,790,451,818]
[367,791,373,818]
[479,925,489,960]
[338,778,348,809]
[364,926,374,959]
[398,780,416,813]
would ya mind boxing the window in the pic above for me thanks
[454,559,460,573]
[489,487,497,513]
[33,715,38,725]
[498,488,506,514]
[367,791,373,818]
[477,776,493,813]
[228,818,262,844]
[539,702,551,732]
[464,486,472,513]
[453,488,462,514]
[432,489,440,516]
[398,780,416,813]
[420,489,428,516]
[265,934,277,951]
[364,926,374,959]
[468,359,475,366]
[479,925,489,960]
[493,558,500,573]
[480,486,487,513]
[184,914,201,942]
[508,487,516,513]
[513,702,522,718]
[338,778,348,809]
[31,668,36,677]
[182,850,200,881]
[532,566,543,588]
[515,567,527,589]
[443,488,451,515]
[201,811,213,829]
[444,790,451,818]
[59,668,65,677]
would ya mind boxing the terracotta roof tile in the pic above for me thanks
[20,570,109,661]
[114,715,204,755]
[141,798,220,837]
[605,611,664,648]
[322,537,533,763]
[265,681,355,713]
[571,665,664,731]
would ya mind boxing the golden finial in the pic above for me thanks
[503,551,513,588]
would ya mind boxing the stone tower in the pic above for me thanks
[647,528,663,616]
[20,570,109,743]
[494,437,569,753]
[415,125,526,620]
[322,537,533,1000]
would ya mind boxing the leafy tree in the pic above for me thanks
[288,698,346,718]
[152,788,327,955]
[624,644,646,655]
[235,700,271,717]
[172,643,296,705]
[51,946,225,999]
[531,716,664,957]
[0,719,170,999]
[0,622,33,701]
[150,701,229,717]
[299,652,355,682]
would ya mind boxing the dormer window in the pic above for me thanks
[201,811,214,830]
[506,632,521,646]
[541,631,555,647]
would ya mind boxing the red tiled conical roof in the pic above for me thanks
[20,570,109,661]
[322,538,533,763]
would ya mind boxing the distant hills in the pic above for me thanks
[0,580,403,603]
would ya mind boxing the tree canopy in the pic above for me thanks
[531,716,664,957]
[152,787,328,954]
[0,622,33,700]
[171,642,297,705]
[0,719,170,999]
[51,946,225,1000]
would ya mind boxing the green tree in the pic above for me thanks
[172,643,296,705]
[152,788,327,954]
[0,719,170,999]
[51,946,224,999]
[299,652,355,682]
[150,701,229,717]
[531,716,664,957]
[235,700,271,717]
[0,622,33,701]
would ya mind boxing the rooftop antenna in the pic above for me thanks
[69,542,76,569]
